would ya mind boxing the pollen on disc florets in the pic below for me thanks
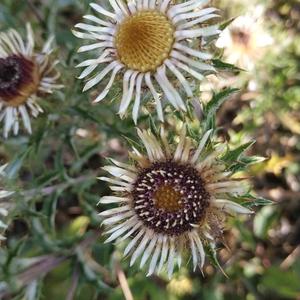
[132,160,211,236]
[0,55,40,107]
[115,10,175,73]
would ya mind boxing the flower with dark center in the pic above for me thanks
[98,127,253,277]
[0,164,14,243]
[73,0,220,123]
[216,6,273,70]
[132,161,211,236]
[0,55,39,106]
[0,24,63,138]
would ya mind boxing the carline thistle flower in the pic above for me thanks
[0,24,63,138]
[216,6,273,70]
[98,127,253,278]
[73,0,220,123]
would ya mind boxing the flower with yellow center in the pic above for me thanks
[0,24,63,138]
[98,127,253,278]
[73,0,220,123]
[0,164,14,243]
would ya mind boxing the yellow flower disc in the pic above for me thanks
[115,10,175,73]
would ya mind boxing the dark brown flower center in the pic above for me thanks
[0,55,40,107]
[132,161,211,236]
[0,58,20,86]
[232,29,251,47]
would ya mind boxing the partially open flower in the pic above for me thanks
[0,24,63,138]
[73,0,220,123]
[98,127,253,278]
[0,164,14,242]
[216,6,273,70]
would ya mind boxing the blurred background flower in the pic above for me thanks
[216,5,273,70]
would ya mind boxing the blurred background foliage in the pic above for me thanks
[0,0,300,299]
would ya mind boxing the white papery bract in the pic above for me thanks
[0,24,63,138]
[0,164,14,242]
[98,127,252,278]
[74,0,220,123]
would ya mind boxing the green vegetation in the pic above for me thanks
[0,0,300,299]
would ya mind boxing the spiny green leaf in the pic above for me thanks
[205,242,227,277]
[5,147,32,179]
[240,193,274,208]
[219,17,235,30]
[212,59,244,72]
[122,135,142,152]
[148,115,158,136]
[240,155,266,165]
[69,107,100,124]
[229,155,266,172]
[76,248,111,290]
[205,88,239,114]
[35,170,61,187]
[70,143,102,174]
[43,192,61,234]
[222,141,255,162]
[203,89,239,133]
